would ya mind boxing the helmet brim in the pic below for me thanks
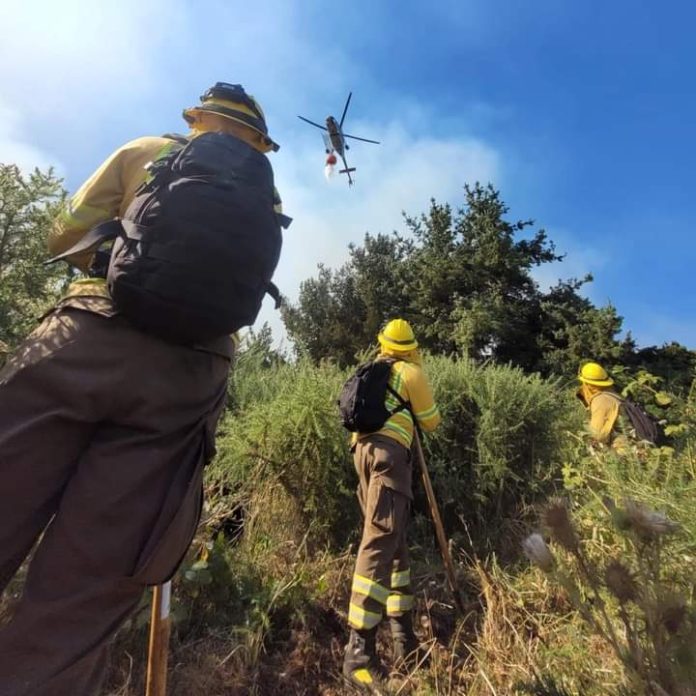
[182,106,279,152]
[378,334,418,352]
[578,376,614,387]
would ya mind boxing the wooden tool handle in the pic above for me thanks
[145,581,172,696]
[413,431,464,614]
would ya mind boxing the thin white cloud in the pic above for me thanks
[257,121,500,343]
[0,0,189,143]
[0,0,505,350]
[0,101,63,172]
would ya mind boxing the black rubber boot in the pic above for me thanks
[389,614,427,670]
[343,628,388,694]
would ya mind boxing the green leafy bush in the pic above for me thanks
[215,353,583,558]
[422,357,582,553]
[213,358,357,548]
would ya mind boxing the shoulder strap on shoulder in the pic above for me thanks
[45,219,123,265]
[384,358,410,411]
[160,133,190,145]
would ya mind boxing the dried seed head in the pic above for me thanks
[522,533,555,572]
[604,496,632,531]
[604,560,638,603]
[544,498,579,552]
[661,596,687,634]
[611,508,632,532]
[623,500,680,541]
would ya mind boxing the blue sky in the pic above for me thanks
[1,0,693,349]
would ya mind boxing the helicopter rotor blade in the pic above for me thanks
[339,92,352,129]
[297,115,328,131]
[342,132,381,145]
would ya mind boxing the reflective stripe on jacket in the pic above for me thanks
[360,358,441,450]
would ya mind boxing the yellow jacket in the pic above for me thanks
[585,389,629,450]
[49,136,177,297]
[357,354,441,450]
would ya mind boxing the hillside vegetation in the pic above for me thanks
[100,349,695,695]
[1,163,695,694]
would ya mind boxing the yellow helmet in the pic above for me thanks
[578,361,614,387]
[378,318,418,352]
[183,82,279,153]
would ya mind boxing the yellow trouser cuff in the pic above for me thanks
[352,574,389,604]
[348,602,382,630]
[386,593,414,615]
[391,568,410,588]
[352,668,374,685]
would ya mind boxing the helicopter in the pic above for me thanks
[298,92,380,186]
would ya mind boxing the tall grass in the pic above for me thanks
[218,353,582,554]
[213,358,357,548]
[99,356,695,695]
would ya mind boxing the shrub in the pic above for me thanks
[213,359,357,548]
[218,354,582,554]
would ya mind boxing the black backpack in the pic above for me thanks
[621,398,662,445]
[49,132,291,344]
[338,359,409,433]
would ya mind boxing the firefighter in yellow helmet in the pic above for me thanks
[0,83,284,694]
[576,361,628,448]
[182,82,280,153]
[343,319,441,692]
[51,82,283,276]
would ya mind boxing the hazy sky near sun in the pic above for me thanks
[1,0,694,349]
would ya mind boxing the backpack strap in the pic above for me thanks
[45,137,187,266]
[383,358,412,419]
[386,384,410,416]
[266,282,281,309]
[160,132,190,146]
[277,212,293,229]
[45,219,123,265]
[383,359,426,440]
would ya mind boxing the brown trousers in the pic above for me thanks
[0,303,231,695]
[347,436,414,631]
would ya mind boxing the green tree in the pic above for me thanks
[404,184,560,364]
[281,233,410,366]
[282,183,651,376]
[625,342,696,394]
[537,276,635,376]
[238,322,287,369]
[0,164,69,346]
